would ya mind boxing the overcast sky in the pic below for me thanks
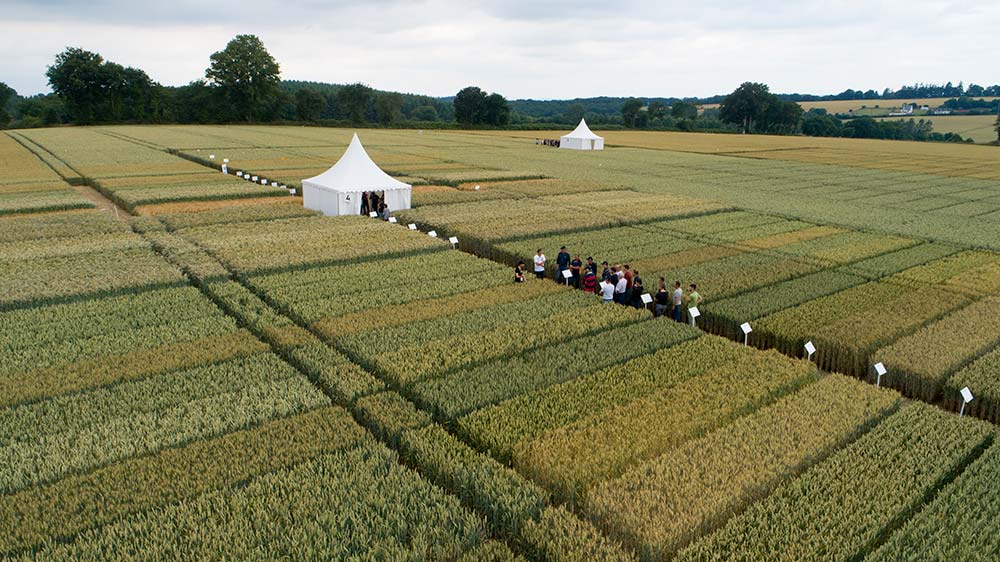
[2,0,997,99]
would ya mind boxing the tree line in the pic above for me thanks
[0,36,995,144]
[0,35,507,129]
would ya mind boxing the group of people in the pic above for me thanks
[514,246,703,322]
[534,138,561,148]
[360,191,391,220]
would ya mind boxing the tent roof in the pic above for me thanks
[561,118,603,140]
[303,133,410,192]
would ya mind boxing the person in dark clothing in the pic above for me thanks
[630,276,644,309]
[369,192,380,214]
[556,246,571,285]
[654,277,670,318]
[360,192,370,215]
[570,255,583,289]
[514,260,526,283]
[586,257,597,277]
[601,261,612,282]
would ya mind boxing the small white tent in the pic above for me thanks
[560,118,604,150]
[302,133,412,216]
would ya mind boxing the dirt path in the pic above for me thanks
[70,182,132,219]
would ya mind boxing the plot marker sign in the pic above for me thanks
[237,171,243,178]
[221,164,228,174]
[805,341,816,360]
[369,211,378,218]
[428,230,438,238]
[388,217,397,224]
[448,236,459,248]
[960,387,974,417]
[561,269,573,280]
[740,322,752,346]
[408,223,417,230]
[874,362,887,387]
[641,293,653,305]
[688,306,700,327]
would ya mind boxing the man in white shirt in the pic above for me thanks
[614,273,628,304]
[672,281,684,322]
[533,249,546,279]
[599,279,615,302]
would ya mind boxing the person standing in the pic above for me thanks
[623,264,634,292]
[687,283,703,325]
[672,281,684,322]
[583,267,597,293]
[629,275,644,309]
[570,255,583,289]
[514,260,526,283]
[369,192,380,214]
[586,256,597,277]
[601,261,612,283]
[599,277,615,303]
[360,192,370,216]
[615,271,628,304]
[533,249,546,279]
[654,277,670,318]
[557,246,571,285]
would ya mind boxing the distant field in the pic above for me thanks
[702,97,999,114]
[871,114,999,143]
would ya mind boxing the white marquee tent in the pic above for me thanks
[302,133,412,216]
[560,118,604,150]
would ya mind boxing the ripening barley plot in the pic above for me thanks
[585,375,901,562]
[181,215,446,275]
[411,314,698,424]
[0,406,368,556]
[865,442,1000,562]
[455,334,743,461]
[17,128,209,179]
[0,352,329,495]
[674,403,994,562]
[252,250,511,325]
[872,296,1000,402]
[512,348,816,503]
[945,347,1000,422]
[0,285,265,407]
[15,443,492,561]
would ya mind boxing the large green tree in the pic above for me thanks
[337,83,373,124]
[205,35,281,122]
[621,98,643,127]
[376,92,403,125]
[671,100,697,120]
[482,93,510,126]
[453,86,487,125]
[295,88,324,122]
[0,82,14,126]
[46,47,106,123]
[720,82,772,133]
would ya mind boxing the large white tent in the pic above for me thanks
[302,133,412,216]
[560,118,604,150]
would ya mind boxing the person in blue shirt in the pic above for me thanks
[556,246,571,285]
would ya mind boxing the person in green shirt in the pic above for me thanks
[687,283,703,314]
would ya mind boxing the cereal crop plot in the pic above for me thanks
[675,404,993,562]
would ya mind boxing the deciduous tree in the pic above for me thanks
[205,35,281,122]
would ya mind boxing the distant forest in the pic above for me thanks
[2,35,997,144]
